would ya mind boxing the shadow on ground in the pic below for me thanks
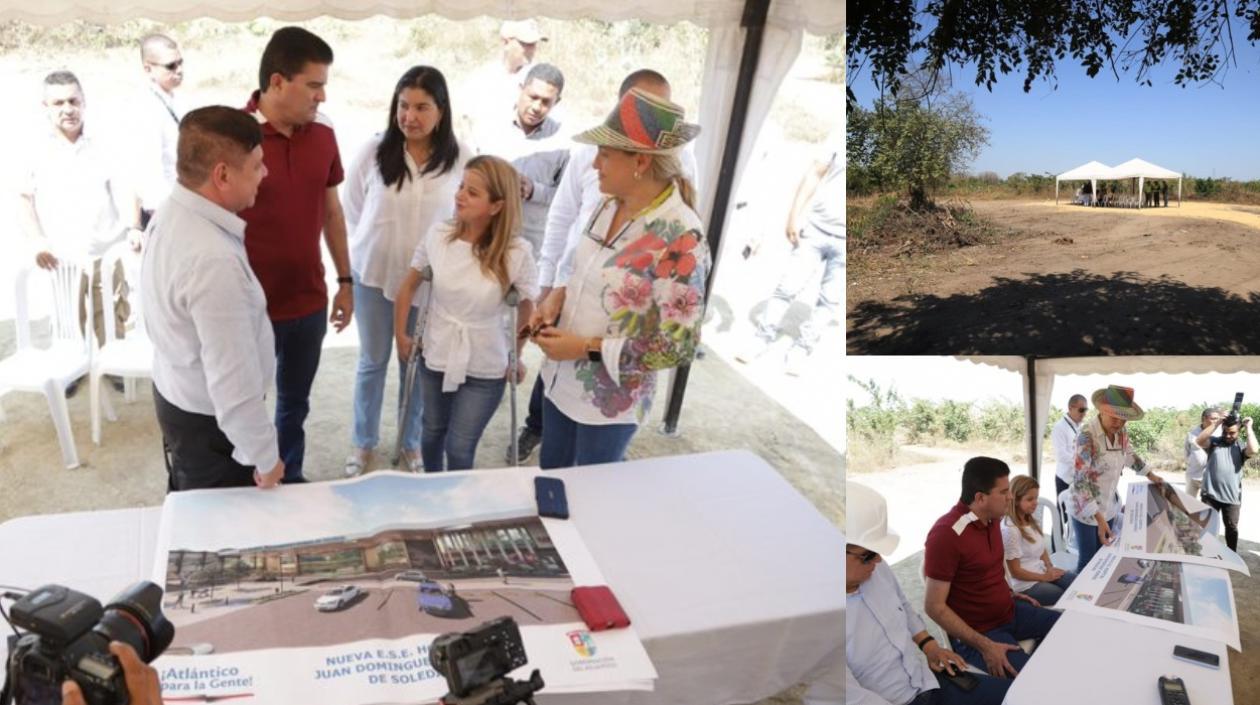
[849,270,1260,354]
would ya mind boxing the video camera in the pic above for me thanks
[1223,392,1245,428]
[430,616,543,705]
[2,582,173,705]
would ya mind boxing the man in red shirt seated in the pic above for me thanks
[923,457,1060,679]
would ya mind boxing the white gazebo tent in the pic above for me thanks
[0,0,845,436]
[1109,157,1183,208]
[960,356,1260,486]
[1055,160,1113,206]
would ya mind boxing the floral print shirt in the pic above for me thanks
[542,186,709,425]
[1070,415,1150,525]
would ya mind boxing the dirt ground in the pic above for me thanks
[848,199,1260,354]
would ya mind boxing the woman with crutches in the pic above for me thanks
[342,65,465,476]
[394,155,536,471]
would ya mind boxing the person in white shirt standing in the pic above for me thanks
[143,106,283,491]
[342,65,467,476]
[458,19,547,141]
[1186,406,1222,498]
[394,155,536,472]
[136,33,184,228]
[1050,393,1087,505]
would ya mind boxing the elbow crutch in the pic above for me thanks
[394,265,433,468]
[505,286,521,466]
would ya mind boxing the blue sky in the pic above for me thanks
[849,25,1260,180]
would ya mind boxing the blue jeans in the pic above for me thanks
[949,601,1060,677]
[756,224,843,351]
[272,308,326,482]
[906,671,1011,705]
[539,397,638,469]
[419,358,505,471]
[1073,515,1120,573]
[1020,570,1079,607]
[351,281,422,452]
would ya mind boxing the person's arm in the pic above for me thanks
[1196,418,1220,449]
[1002,525,1053,582]
[526,149,568,206]
[1053,421,1075,474]
[1244,417,1258,459]
[340,140,375,237]
[19,192,58,269]
[323,186,354,332]
[923,578,1020,677]
[393,267,424,363]
[107,174,144,252]
[537,146,585,289]
[508,249,539,381]
[784,155,828,245]
[186,255,282,486]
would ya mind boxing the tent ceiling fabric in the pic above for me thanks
[0,0,843,33]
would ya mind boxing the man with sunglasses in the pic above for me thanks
[137,33,185,228]
[847,482,1010,705]
[1051,393,1087,505]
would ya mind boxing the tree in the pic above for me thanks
[848,91,990,208]
[847,0,1260,107]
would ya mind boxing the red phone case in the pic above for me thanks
[571,586,630,631]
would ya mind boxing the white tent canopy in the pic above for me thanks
[960,356,1260,485]
[1055,157,1181,207]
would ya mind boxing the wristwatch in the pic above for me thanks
[585,337,602,363]
[336,275,353,286]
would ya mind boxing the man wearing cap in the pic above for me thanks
[924,457,1060,680]
[1195,412,1256,551]
[1069,385,1165,571]
[1185,406,1222,499]
[459,19,547,140]
[1051,393,1087,506]
[848,482,1011,705]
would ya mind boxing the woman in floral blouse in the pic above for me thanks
[1069,385,1165,572]
[528,88,708,468]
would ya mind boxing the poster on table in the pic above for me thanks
[1059,547,1240,650]
[1119,482,1248,575]
[149,469,656,703]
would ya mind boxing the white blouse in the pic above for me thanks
[1000,516,1048,593]
[343,134,468,301]
[409,221,539,391]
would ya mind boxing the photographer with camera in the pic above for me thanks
[60,642,162,705]
[1195,409,1257,551]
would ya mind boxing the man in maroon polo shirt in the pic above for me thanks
[923,456,1060,679]
[240,26,354,483]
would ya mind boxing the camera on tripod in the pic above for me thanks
[1223,392,1245,428]
[430,616,543,705]
[3,582,173,705]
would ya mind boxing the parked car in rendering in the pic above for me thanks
[394,569,428,582]
[315,585,363,611]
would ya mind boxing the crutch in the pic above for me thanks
[394,265,433,468]
[504,286,521,466]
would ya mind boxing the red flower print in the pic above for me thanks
[616,233,666,271]
[654,232,699,279]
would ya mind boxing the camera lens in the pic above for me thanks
[95,582,175,662]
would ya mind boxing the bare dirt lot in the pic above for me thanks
[848,199,1260,354]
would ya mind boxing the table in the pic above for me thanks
[0,450,843,705]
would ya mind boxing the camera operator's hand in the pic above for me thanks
[1245,417,1254,430]
[62,642,162,705]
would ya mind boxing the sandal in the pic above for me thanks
[400,450,424,474]
[344,448,371,478]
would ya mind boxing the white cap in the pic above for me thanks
[846,482,900,557]
[500,19,547,43]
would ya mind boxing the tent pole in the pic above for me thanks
[1179,177,1182,207]
[661,0,771,436]
[1026,356,1038,482]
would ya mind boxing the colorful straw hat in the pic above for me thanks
[573,87,701,155]
[1092,385,1145,420]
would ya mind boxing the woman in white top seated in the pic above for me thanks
[342,65,466,475]
[394,155,536,471]
[1001,475,1078,606]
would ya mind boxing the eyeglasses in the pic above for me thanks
[1071,407,1087,414]
[846,549,880,565]
[583,197,633,250]
[150,59,184,72]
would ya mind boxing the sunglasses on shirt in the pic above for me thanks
[846,548,880,565]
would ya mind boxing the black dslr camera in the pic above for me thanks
[3,582,173,705]
[430,616,543,705]
[1223,392,1245,428]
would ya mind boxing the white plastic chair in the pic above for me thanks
[0,260,94,468]
[90,243,152,445]
[1037,495,1077,570]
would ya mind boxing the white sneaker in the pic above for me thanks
[344,448,371,477]
[784,344,812,377]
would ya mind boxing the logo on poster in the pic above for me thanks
[567,630,597,658]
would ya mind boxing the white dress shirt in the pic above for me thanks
[21,130,126,258]
[846,562,938,705]
[135,82,181,212]
[1052,414,1081,486]
[343,134,468,301]
[142,184,279,471]
[538,142,699,289]
[1185,424,1218,483]
[409,221,539,391]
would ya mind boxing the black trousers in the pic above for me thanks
[1203,495,1242,552]
[154,387,256,492]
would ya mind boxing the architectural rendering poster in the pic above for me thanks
[150,470,656,703]
[1121,482,1248,575]
[1060,548,1240,650]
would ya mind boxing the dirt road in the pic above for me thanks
[848,199,1260,354]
